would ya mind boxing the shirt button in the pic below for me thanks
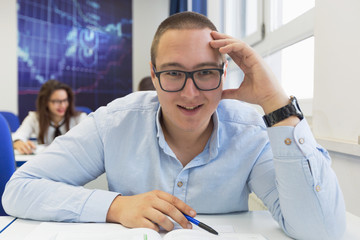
[284,138,292,145]
[177,181,183,188]
[299,138,305,144]
[316,185,321,192]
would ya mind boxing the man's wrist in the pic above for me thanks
[262,96,304,127]
[260,94,290,115]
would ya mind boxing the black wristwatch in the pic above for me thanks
[262,96,304,127]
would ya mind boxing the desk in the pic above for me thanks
[0,217,16,233]
[1,211,360,239]
[15,154,35,167]
[14,145,46,167]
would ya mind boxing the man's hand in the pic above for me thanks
[106,190,196,232]
[210,31,289,114]
[13,140,36,154]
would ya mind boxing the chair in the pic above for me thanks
[0,113,16,216]
[0,111,20,132]
[75,106,92,114]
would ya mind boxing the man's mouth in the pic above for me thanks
[178,104,202,110]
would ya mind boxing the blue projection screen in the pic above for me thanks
[17,0,132,121]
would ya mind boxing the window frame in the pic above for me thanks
[217,0,315,116]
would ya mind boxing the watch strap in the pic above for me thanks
[262,96,304,127]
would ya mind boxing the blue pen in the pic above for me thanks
[183,213,218,235]
[0,217,17,234]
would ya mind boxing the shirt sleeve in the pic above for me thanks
[78,112,88,123]
[12,112,37,142]
[250,119,346,240]
[3,112,119,222]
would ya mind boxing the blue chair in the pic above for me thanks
[0,111,20,132]
[0,113,16,216]
[75,106,92,114]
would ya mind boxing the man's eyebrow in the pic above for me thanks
[158,63,184,69]
[193,62,222,69]
[158,62,222,70]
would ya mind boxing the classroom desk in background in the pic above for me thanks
[15,154,33,167]
[14,144,46,167]
[1,211,360,239]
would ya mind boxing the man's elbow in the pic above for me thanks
[1,177,27,217]
[284,212,346,240]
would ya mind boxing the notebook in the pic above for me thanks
[25,222,267,240]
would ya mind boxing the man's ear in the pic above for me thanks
[223,60,228,82]
[149,62,157,89]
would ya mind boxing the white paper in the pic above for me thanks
[25,222,266,240]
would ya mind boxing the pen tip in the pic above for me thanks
[198,222,218,235]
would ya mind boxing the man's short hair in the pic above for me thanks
[151,11,218,67]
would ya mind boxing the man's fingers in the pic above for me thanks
[144,208,175,231]
[152,190,195,230]
[210,39,242,52]
[137,217,160,232]
[155,190,196,217]
[152,198,189,230]
[210,31,233,40]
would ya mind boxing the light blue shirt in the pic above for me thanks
[3,91,345,239]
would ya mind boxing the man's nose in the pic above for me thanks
[180,76,200,97]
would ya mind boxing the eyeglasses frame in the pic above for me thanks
[49,98,69,105]
[152,63,225,92]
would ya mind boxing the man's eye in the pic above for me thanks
[198,70,214,76]
[166,71,181,77]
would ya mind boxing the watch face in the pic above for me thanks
[291,96,304,118]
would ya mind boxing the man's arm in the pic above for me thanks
[3,115,118,222]
[210,31,346,239]
[3,108,196,231]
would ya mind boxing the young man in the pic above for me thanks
[3,12,345,239]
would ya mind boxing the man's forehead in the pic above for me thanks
[155,29,223,69]
[157,62,223,70]
[160,28,213,41]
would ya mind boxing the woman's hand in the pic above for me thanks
[13,140,36,154]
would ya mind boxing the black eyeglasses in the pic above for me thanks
[153,64,224,92]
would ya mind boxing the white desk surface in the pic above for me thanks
[1,211,359,239]
[0,217,16,233]
[15,145,46,167]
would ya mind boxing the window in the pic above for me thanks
[216,0,315,112]
[223,0,263,45]
[264,37,314,99]
[270,0,315,31]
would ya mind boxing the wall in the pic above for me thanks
[0,0,17,114]
[313,0,360,144]
[313,0,360,216]
[132,0,169,91]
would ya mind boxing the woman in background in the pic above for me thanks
[13,80,87,154]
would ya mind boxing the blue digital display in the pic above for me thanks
[17,0,132,120]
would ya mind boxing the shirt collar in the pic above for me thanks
[156,106,176,158]
[50,118,65,128]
